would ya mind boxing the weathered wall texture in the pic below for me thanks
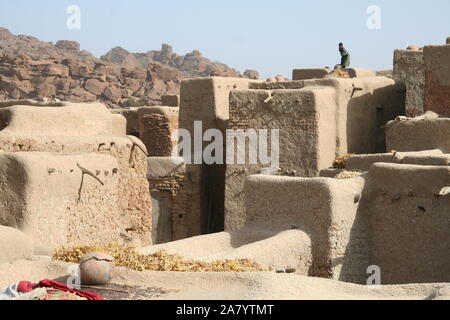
[179,77,252,133]
[292,68,330,80]
[386,117,450,153]
[161,94,180,107]
[244,175,369,283]
[226,77,404,230]
[423,45,450,116]
[243,161,450,284]
[393,50,424,114]
[111,113,127,135]
[345,149,448,171]
[111,107,140,137]
[359,163,450,284]
[147,157,187,242]
[138,107,179,157]
[0,102,113,136]
[178,77,252,236]
[0,102,152,252]
[250,77,405,155]
[0,153,134,253]
[346,68,376,78]
[225,87,334,229]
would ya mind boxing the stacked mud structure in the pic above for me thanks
[138,37,450,285]
[111,95,188,243]
[0,101,151,261]
[0,38,448,287]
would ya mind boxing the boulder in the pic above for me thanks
[104,86,122,103]
[55,40,81,52]
[44,64,69,77]
[84,78,107,96]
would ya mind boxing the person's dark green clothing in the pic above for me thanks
[339,48,350,68]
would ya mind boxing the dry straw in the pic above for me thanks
[53,244,266,272]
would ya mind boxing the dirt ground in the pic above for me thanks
[0,256,448,300]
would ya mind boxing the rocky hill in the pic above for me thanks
[101,44,254,79]
[0,27,259,108]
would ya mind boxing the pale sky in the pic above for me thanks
[0,0,449,79]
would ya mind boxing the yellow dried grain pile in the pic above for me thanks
[53,244,266,272]
[332,154,355,169]
[334,170,362,179]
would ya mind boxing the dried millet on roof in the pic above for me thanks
[332,154,355,169]
[53,244,267,272]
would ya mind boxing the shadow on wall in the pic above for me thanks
[346,86,405,154]
[204,118,229,234]
[338,181,371,284]
[0,156,28,229]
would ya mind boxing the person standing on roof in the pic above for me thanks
[338,42,350,69]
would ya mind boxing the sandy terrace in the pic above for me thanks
[0,256,448,300]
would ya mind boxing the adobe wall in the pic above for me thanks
[0,135,151,246]
[110,107,140,137]
[161,94,180,107]
[292,68,377,81]
[359,163,450,284]
[0,102,113,136]
[0,153,142,253]
[376,70,393,78]
[423,45,450,116]
[0,102,152,247]
[179,77,252,133]
[292,68,330,80]
[346,68,376,78]
[111,113,127,135]
[178,77,252,237]
[345,149,447,171]
[147,157,187,242]
[225,76,404,230]
[385,117,450,153]
[250,77,405,154]
[393,50,425,114]
[244,174,369,283]
[225,87,336,230]
[138,106,179,156]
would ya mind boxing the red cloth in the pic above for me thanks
[17,281,34,293]
[17,279,103,300]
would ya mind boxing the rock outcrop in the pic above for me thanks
[101,44,246,78]
[0,28,257,108]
